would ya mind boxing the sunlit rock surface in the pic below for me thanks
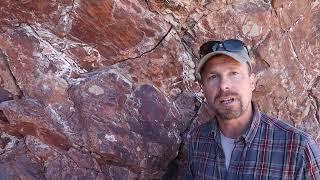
[0,0,319,179]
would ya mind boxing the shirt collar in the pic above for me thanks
[209,102,261,145]
[241,102,261,144]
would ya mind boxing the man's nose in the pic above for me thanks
[219,77,231,91]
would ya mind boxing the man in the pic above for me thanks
[181,39,320,179]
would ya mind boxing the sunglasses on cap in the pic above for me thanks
[195,39,252,81]
[199,39,249,58]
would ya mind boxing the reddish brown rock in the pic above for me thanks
[0,137,45,179]
[0,98,71,150]
[0,0,319,179]
[68,69,186,177]
[0,50,22,99]
[0,0,75,36]
[67,0,171,70]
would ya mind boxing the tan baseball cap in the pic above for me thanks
[195,40,252,81]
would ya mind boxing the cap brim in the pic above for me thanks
[195,51,251,81]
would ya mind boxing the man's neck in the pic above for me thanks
[217,103,253,139]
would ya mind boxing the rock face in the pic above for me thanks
[0,0,319,179]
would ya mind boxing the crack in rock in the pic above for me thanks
[252,30,272,52]
[161,96,202,179]
[287,35,309,89]
[307,76,320,125]
[308,91,320,125]
[0,50,23,99]
[113,26,173,66]
[271,0,277,11]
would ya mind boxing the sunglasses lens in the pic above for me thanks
[199,41,220,58]
[199,39,248,58]
[223,39,244,52]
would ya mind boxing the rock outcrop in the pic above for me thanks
[0,0,319,179]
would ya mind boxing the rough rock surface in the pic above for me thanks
[0,0,319,179]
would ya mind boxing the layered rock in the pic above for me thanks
[0,0,319,179]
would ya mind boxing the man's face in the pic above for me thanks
[200,55,255,120]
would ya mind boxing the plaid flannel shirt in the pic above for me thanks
[181,103,320,179]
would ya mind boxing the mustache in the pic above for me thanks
[215,91,239,100]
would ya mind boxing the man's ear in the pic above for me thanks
[198,78,204,88]
[199,81,203,88]
[249,73,256,91]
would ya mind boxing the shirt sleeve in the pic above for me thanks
[303,137,320,180]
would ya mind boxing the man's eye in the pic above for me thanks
[209,74,217,79]
[231,71,239,75]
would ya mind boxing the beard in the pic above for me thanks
[212,91,244,120]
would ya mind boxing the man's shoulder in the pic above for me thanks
[188,120,214,139]
[260,113,314,144]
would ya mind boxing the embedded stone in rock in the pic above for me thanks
[69,69,139,170]
[69,69,181,177]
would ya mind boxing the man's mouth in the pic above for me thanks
[219,97,235,104]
